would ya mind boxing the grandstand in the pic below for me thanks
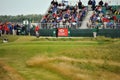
[40,0,120,29]
[34,0,119,38]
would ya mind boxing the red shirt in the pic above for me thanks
[5,25,9,31]
[35,26,39,31]
[113,16,117,21]
[52,13,57,18]
[102,17,109,22]
[0,25,2,30]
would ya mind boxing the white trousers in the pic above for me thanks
[93,32,97,38]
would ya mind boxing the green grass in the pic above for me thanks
[0,36,120,80]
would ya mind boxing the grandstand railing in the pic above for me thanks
[38,22,120,29]
[39,22,82,29]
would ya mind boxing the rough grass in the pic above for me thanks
[0,61,25,80]
[26,56,120,80]
[0,36,120,80]
[0,35,18,43]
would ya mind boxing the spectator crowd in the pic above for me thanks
[87,0,120,29]
[0,22,26,36]
[41,0,87,29]
[40,0,120,29]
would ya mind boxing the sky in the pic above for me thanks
[0,0,119,16]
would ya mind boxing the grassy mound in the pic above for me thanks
[0,36,120,80]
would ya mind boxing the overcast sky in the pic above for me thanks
[0,0,119,16]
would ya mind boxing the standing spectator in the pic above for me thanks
[51,0,58,6]
[99,0,104,6]
[92,0,96,10]
[55,27,58,37]
[78,0,83,10]
[92,21,99,38]
[35,25,40,38]
[88,0,92,11]
[13,24,17,35]
[8,22,12,34]
[0,24,2,36]
[4,23,9,35]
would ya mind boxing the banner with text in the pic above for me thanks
[58,28,68,37]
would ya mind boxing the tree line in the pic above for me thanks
[0,14,43,23]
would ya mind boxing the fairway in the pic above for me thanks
[0,36,120,80]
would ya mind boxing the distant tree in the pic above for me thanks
[0,14,43,23]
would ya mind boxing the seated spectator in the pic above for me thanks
[102,15,110,29]
[64,10,70,19]
[52,13,58,18]
[62,0,68,6]
[106,20,114,29]
[51,0,58,6]
[90,12,97,22]
[57,15,62,22]
[58,3,66,11]
[52,5,58,13]
[95,6,102,13]
[99,0,104,6]
[51,0,55,5]
[104,2,109,10]
[112,15,117,22]
[81,7,87,17]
